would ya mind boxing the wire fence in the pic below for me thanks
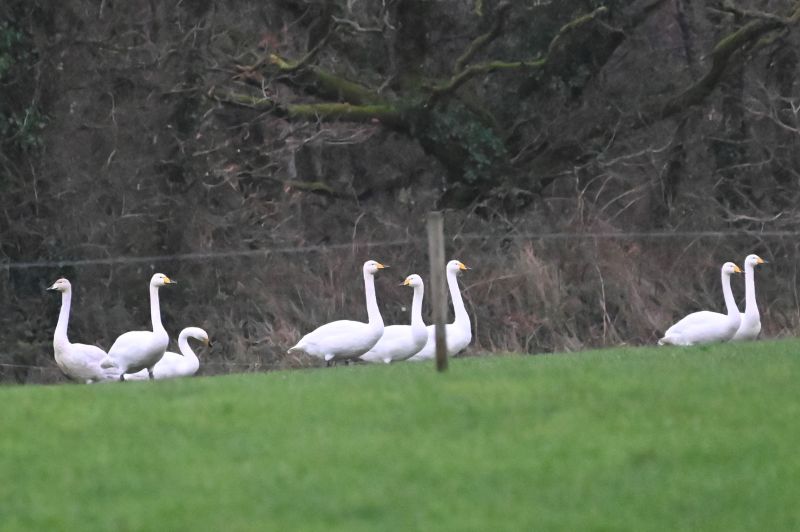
[3,227,796,383]
[1,229,796,270]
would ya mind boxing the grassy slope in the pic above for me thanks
[1,340,799,531]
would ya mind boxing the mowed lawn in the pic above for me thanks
[2,341,800,531]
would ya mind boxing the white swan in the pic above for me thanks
[408,260,472,361]
[361,274,428,364]
[658,262,742,346]
[288,260,386,365]
[733,254,767,341]
[47,278,117,383]
[101,273,176,380]
[126,327,210,380]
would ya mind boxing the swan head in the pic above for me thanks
[150,273,177,287]
[188,327,211,346]
[363,260,387,275]
[722,262,742,276]
[401,274,423,288]
[744,254,767,268]
[447,260,470,274]
[46,278,71,292]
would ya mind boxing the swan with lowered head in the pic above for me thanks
[733,254,767,341]
[361,274,428,364]
[288,260,386,365]
[47,278,117,383]
[101,273,176,380]
[126,327,210,380]
[408,260,472,361]
[658,262,742,346]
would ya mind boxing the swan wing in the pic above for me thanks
[58,343,116,382]
[292,320,380,359]
[664,311,722,335]
[107,330,168,372]
[361,325,426,363]
[661,311,738,345]
[149,351,192,379]
[408,322,472,361]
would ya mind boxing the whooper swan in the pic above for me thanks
[126,327,210,380]
[733,254,767,341]
[47,278,117,383]
[408,260,472,361]
[658,262,742,346]
[288,260,386,365]
[101,273,176,380]
[361,274,428,364]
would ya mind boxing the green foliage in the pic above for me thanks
[0,106,47,151]
[0,20,46,153]
[0,20,25,80]
[428,103,507,184]
[2,340,800,530]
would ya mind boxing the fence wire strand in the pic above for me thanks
[1,229,794,270]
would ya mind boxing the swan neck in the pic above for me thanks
[447,270,469,325]
[54,289,72,345]
[149,284,165,333]
[410,284,424,330]
[721,271,738,317]
[364,271,383,327]
[744,264,757,315]
[178,332,199,364]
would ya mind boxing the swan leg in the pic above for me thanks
[119,374,126,382]
[148,367,155,380]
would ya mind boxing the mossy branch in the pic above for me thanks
[268,54,383,106]
[208,87,404,128]
[454,2,511,73]
[429,6,608,102]
[660,2,800,119]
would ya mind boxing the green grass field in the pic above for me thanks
[2,340,799,531]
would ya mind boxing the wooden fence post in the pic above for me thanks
[427,211,448,372]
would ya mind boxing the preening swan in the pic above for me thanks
[47,278,117,384]
[101,273,176,380]
[126,327,210,380]
[288,260,386,365]
[733,254,767,341]
[361,274,428,364]
[408,260,472,361]
[658,262,742,346]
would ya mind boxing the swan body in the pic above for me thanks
[47,278,117,384]
[101,273,176,380]
[658,262,742,346]
[361,274,428,364]
[288,260,386,363]
[126,327,209,380]
[732,254,767,341]
[408,260,472,361]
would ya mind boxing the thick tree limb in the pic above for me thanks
[660,3,800,119]
[208,87,404,127]
[268,54,384,106]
